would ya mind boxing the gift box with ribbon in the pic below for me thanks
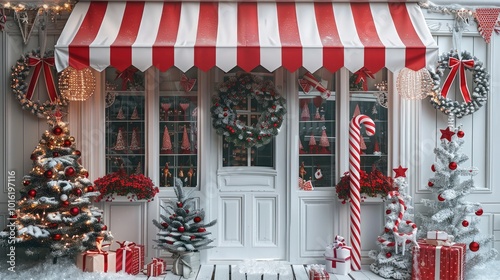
[116,241,145,275]
[308,264,330,280]
[426,231,449,241]
[324,235,351,275]
[412,239,465,280]
[76,245,116,273]
[146,258,166,277]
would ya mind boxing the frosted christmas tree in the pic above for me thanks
[116,107,125,120]
[129,127,140,151]
[130,106,140,120]
[113,127,126,150]
[301,103,310,121]
[161,125,173,154]
[181,126,191,154]
[308,133,317,154]
[153,178,216,275]
[319,127,330,154]
[369,166,418,280]
[0,111,112,260]
[417,124,498,272]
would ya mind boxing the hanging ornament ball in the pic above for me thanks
[194,216,202,223]
[81,169,89,178]
[386,252,392,258]
[70,207,80,216]
[28,189,37,197]
[74,150,81,157]
[197,227,206,232]
[385,210,391,215]
[384,227,390,233]
[60,194,68,201]
[102,225,107,231]
[44,170,54,178]
[431,164,436,172]
[48,223,58,229]
[75,188,82,196]
[161,222,168,228]
[178,226,185,233]
[177,202,183,208]
[475,208,483,216]
[438,194,445,201]
[428,181,434,187]
[457,130,465,138]
[87,186,94,192]
[53,126,63,135]
[62,200,70,207]
[190,235,196,240]
[30,153,37,160]
[186,209,189,214]
[65,166,76,177]
[469,241,480,252]
[23,180,30,186]
[52,234,62,241]
[462,220,469,227]
[63,139,72,147]
[449,162,457,170]
[53,152,59,157]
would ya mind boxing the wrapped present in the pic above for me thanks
[76,249,116,273]
[116,241,145,275]
[324,235,351,275]
[308,264,329,280]
[426,231,449,241]
[412,239,465,280]
[146,258,166,277]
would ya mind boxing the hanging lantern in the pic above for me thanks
[396,68,433,100]
[58,67,96,101]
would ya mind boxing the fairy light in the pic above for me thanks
[58,67,96,101]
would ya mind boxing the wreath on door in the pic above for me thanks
[210,73,286,148]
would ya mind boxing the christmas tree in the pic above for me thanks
[181,126,191,154]
[116,106,125,120]
[153,178,216,274]
[113,127,126,150]
[319,127,330,154]
[161,125,173,154]
[0,112,112,260]
[308,133,317,154]
[369,166,417,280]
[417,125,498,272]
[129,127,140,151]
[301,103,310,121]
[130,106,140,120]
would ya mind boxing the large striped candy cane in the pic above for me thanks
[349,114,375,271]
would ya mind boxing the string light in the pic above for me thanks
[58,67,96,101]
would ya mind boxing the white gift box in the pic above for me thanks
[427,230,449,241]
[324,244,351,275]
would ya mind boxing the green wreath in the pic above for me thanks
[11,49,69,118]
[429,50,488,118]
[210,73,286,148]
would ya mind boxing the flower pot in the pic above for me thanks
[172,251,200,278]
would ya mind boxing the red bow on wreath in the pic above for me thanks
[180,74,196,92]
[441,57,474,103]
[115,67,138,90]
[353,67,375,91]
[26,56,58,102]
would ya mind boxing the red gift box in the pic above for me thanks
[116,241,145,275]
[308,265,329,280]
[76,249,116,272]
[146,258,166,277]
[412,239,465,280]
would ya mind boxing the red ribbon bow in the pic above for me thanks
[298,72,331,99]
[441,57,474,103]
[180,74,196,92]
[26,56,58,102]
[81,244,110,272]
[353,68,375,91]
[115,67,138,90]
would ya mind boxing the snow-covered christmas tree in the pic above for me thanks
[418,125,498,272]
[0,111,112,260]
[369,166,417,280]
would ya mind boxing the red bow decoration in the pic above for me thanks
[115,67,138,90]
[353,68,375,91]
[441,57,474,103]
[298,72,331,99]
[26,56,58,102]
[180,74,196,92]
[0,8,6,31]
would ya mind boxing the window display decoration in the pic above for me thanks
[115,66,144,91]
[11,49,69,118]
[396,68,433,100]
[179,73,196,92]
[298,72,331,99]
[351,67,374,91]
[94,169,158,202]
[335,169,395,203]
[210,73,286,148]
[58,66,95,101]
[428,50,489,119]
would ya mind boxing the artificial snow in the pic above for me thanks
[236,259,290,276]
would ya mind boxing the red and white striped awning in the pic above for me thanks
[55,1,438,73]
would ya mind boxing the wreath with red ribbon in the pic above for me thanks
[429,50,489,118]
[11,49,69,118]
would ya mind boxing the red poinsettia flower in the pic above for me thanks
[335,169,394,203]
[94,169,158,202]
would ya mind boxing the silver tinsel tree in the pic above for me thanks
[417,125,498,273]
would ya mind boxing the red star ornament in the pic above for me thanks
[393,165,408,178]
[440,127,455,142]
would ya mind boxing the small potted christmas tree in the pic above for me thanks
[153,178,216,278]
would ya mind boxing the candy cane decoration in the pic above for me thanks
[349,114,375,271]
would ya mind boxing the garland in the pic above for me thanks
[210,73,286,148]
[11,49,69,118]
[429,50,489,119]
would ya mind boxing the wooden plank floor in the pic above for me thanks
[155,265,387,280]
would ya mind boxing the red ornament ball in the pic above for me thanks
[44,170,54,178]
[462,220,469,227]
[161,222,168,228]
[48,223,58,229]
[74,150,81,157]
[186,209,189,214]
[81,170,89,178]
[52,234,62,241]
[87,186,94,192]
[28,189,37,197]
[177,202,183,208]
[62,201,70,207]
[438,194,445,201]
[102,225,107,231]
[386,252,392,258]
[53,126,63,135]
[63,139,72,147]
[70,207,80,216]
[194,216,202,223]
[197,227,206,232]
[75,189,82,196]
[457,131,465,138]
[431,164,436,172]
[53,152,59,157]
[449,162,458,170]
[30,153,37,160]
[178,226,185,233]
[384,227,390,233]
[475,209,483,216]
[469,241,480,252]
[65,167,76,177]
[23,180,30,186]
[428,181,434,187]
[385,210,391,215]
[190,235,196,240]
